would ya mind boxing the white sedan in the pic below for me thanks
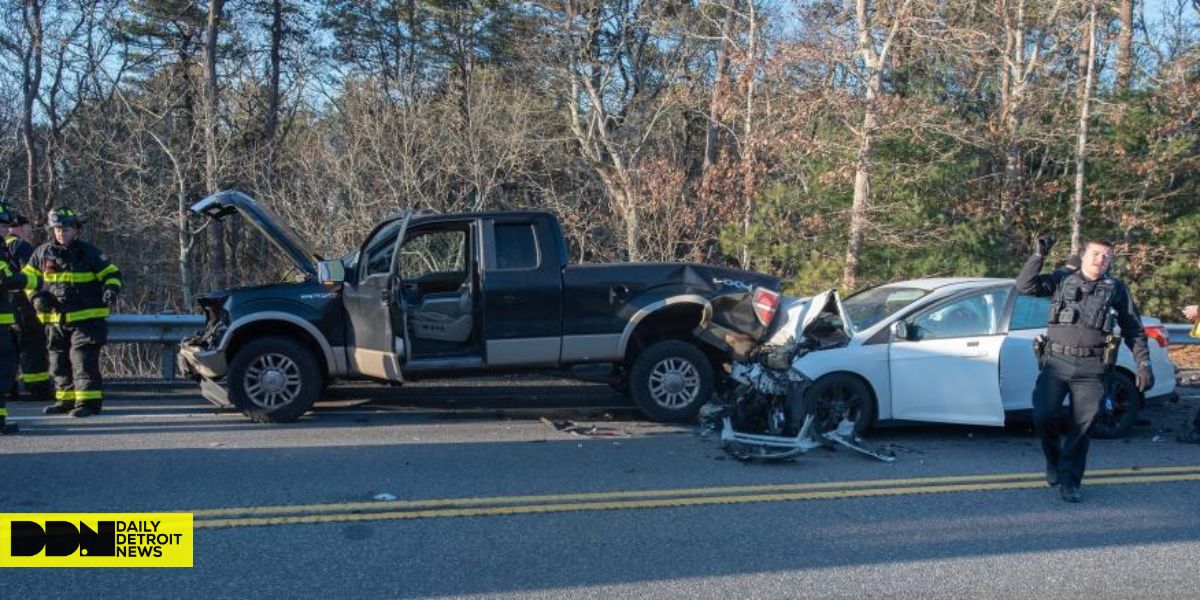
[774,278,1176,438]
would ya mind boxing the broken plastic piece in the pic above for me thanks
[823,419,896,462]
[373,493,397,501]
[540,416,623,437]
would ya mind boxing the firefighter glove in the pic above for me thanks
[103,288,118,307]
[31,292,55,313]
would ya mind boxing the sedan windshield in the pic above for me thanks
[843,286,930,332]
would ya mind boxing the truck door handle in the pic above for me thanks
[381,288,391,303]
[609,285,630,305]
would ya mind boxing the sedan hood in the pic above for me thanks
[189,190,319,277]
[763,288,854,348]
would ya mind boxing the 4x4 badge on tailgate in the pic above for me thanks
[712,277,752,291]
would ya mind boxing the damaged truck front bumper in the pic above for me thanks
[176,347,232,409]
[178,344,228,380]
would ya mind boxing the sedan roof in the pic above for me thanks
[876,277,1012,292]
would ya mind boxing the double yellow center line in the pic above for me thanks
[191,465,1200,529]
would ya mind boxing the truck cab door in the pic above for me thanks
[343,213,411,380]
[480,216,564,366]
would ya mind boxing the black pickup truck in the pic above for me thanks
[178,191,782,423]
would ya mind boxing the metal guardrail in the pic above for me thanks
[100,316,1200,381]
[108,314,205,379]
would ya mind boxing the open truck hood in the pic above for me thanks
[189,190,320,277]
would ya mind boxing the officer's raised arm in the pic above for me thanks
[1015,234,1064,297]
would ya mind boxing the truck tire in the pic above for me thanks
[629,340,714,422]
[804,373,876,437]
[1089,370,1140,439]
[227,336,322,423]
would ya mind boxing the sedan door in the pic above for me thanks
[998,292,1049,411]
[889,287,1011,426]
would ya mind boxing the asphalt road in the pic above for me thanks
[2,378,1199,598]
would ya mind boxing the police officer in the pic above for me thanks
[1,205,51,403]
[0,204,25,434]
[1017,235,1153,502]
[23,207,123,418]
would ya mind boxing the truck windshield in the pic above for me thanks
[842,286,929,331]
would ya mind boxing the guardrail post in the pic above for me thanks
[161,343,177,380]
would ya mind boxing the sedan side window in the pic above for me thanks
[911,288,1011,340]
[1010,294,1050,330]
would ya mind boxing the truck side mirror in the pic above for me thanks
[318,260,345,286]
[891,320,909,341]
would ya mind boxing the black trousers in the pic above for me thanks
[48,319,107,407]
[0,326,15,422]
[1032,353,1106,488]
[12,304,50,401]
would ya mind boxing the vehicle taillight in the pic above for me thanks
[1144,325,1168,348]
[752,287,780,327]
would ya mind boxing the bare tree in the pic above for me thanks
[546,1,682,262]
[843,0,911,290]
[1071,0,1099,253]
[203,0,226,287]
[997,0,1065,253]
[1115,0,1135,92]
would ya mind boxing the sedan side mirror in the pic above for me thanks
[891,320,910,341]
[318,260,345,285]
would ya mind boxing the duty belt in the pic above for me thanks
[1047,342,1104,358]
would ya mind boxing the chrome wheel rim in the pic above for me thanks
[244,353,303,409]
[647,357,701,409]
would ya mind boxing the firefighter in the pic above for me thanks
[1,205,51,403]
[23,207,123,418]
[1017,235,1152,503]
[0,205,24,434]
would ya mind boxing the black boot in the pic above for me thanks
[70,403,98,418]
[1045,465,1059,487]
[0,418,17,435]
[1060,484,1082,503]
[43,403,74,415]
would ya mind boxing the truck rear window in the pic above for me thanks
[495,223,539,270]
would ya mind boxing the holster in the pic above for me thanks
[1032,334,1048,365]
[1102,335,1120,369]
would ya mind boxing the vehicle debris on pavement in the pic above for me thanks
[540,417,625,437]
[701,289,895,463]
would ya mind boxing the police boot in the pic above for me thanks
[42,402,74,415]
[70,403,99,418]
[0,417,17,435]
[1060,484,1082,503]
[1045,465,1059,487]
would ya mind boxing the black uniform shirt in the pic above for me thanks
[1015,253,1150,364]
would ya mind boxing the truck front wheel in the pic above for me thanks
[228,336,322,423]
[629,340,714,423]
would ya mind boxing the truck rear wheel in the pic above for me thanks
[629,340,714,422]
[228,336,322,423]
